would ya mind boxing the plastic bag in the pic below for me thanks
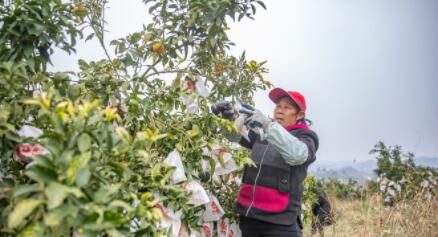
[164,149,187,184]
[203,195,225,222]
[186,180,210,207]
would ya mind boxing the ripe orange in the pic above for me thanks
[151,42,165,54]
[215,65,224,73]
[71,5,84,14]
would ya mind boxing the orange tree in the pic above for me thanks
[0,0,271,236]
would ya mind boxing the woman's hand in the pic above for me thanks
[239,104,272,130]
[211,100,237,120]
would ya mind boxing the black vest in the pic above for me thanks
[234,128,319,225]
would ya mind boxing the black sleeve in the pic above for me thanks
[296,130,319,165]
[238,129,258,149]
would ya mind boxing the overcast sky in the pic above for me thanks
[52,0,438,165]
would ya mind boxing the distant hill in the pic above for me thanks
[414,157,438,168]
[309,166,376,183]
[309,156,438,183]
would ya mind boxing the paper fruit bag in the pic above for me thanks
[186,180,210,207]
[164,149,187,184]
[203,195,225,221]
[201,222,214,237]
[156,204,182,237]
[217,218,229,237]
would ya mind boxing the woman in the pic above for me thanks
[213,88,319,237]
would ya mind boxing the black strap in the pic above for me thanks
[297,215,303,230]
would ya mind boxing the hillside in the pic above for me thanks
[309,157,438,183]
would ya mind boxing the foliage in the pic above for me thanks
[302,176,319,223]
[321,178,366,201]
[370,141,438,206]
[0,0,270,236]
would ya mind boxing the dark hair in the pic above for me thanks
[278,95,313,126]
[298,118,313,126]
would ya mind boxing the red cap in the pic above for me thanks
[268,88,307,112]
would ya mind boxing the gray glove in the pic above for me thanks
[239,104,272,130]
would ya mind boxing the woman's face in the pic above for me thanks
[273,97,305,127]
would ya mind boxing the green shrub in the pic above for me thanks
[370,141,438,206]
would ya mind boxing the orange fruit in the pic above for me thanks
[71,5,84,14]
[215,65,224,73]
[151,42,165,54]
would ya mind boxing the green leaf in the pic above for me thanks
[209,159,216,178]
[67,84,81,100]
[28,23,46,36]
[115,127,131,144]
[93,184,121,204]
[77,133,91,152]
[256,1,267,10]
[13,184,42,197]
[8,199,44,228]
[187,124,200,137]
[25,165,57,183]
[108,200,134,212]
[76,167,91,187]
[85,33,95,42]
[45,182,84,210]
[136,150,150,164]
[107,229,124,237]
[17,222,45,237]
[44,205,77,226]
[33,155,55,169]
[66,159,79,185]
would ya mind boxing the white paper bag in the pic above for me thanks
[164,149,187,184]
[184,95,198,114]
[203,145,238,177]
[178,224,189,237]
[194,76,210,97]
[201,222,214,237]
[186,180,210,207]
[17,125,43,138]
[217,219,229,237]
[157,204,182,237]
[203,195,225,221]
[215,152,238,176]
[178,225,203,237]
[200,159,209,173]
[234,114,250,142]
[228,222,241,237]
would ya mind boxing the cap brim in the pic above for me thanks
[269,88,291,104]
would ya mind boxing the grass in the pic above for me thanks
[303,192,438,237]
